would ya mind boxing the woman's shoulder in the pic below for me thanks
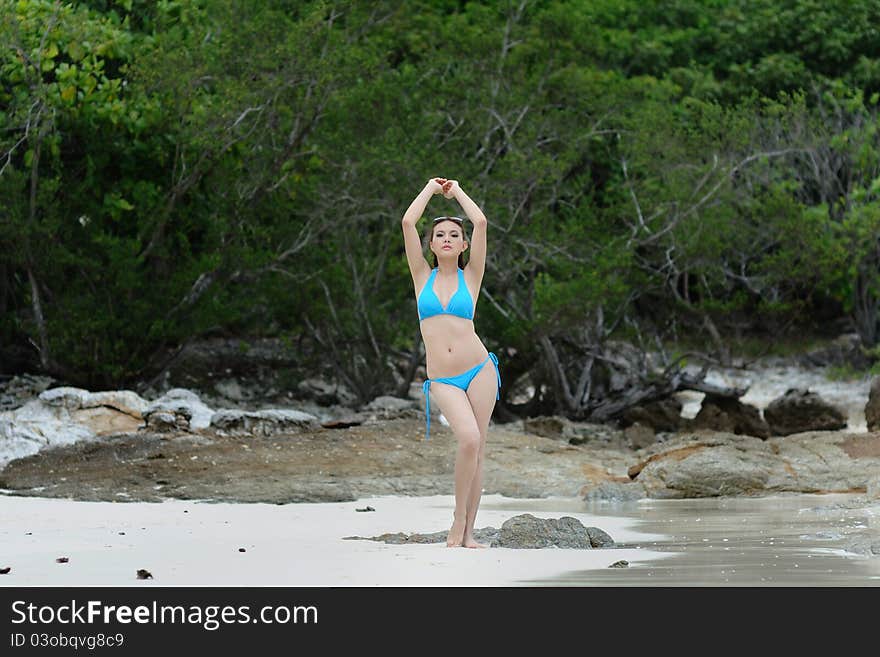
[462,262,483,279]
[412,266,434,294]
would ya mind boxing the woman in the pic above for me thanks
[401,177,501,548]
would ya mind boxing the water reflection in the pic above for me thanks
[524,493,879,586]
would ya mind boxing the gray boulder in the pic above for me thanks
[567,422,624,447]
[363,396,415,412]
[361,396,419,421]
[297,378,357,406]
[628,431,880,498]
[144,388,215,431]
[692,393,769,438]
[0,414,94,470]
[492,514,614,549]
[634,437,773,498]
[347,515,617,549]
[624,422,655,449]
[523,416,576,441]
[865,378,880,431]
[0,387,150,470]
[620,398,682,432]
[39,387,148,417]
[210,409,319,436]
[764,388,846,436]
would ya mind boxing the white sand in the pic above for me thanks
[0,493,669,586]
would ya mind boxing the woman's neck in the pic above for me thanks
[436,260,459,275]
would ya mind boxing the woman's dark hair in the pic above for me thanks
[429,216,468,269]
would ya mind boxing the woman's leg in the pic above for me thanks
[462,360,499,548]
[425,381,482,547]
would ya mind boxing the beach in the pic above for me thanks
[2,490,878,587]
[0,493,664,587]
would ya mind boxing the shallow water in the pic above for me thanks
[483,493,880,586]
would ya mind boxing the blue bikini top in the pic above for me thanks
[417,268,474,321]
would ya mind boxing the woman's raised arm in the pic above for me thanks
[401,178,445,282]
[443,180,488,282]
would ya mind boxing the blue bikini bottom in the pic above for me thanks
[421,352,501,440]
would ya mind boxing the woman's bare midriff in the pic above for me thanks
[419,316,488,379]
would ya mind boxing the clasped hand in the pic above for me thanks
[427,177,458,199]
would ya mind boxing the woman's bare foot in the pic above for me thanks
[447,515,466,547]
[463,536,489,549]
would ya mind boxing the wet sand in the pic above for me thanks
[516,493,880,586]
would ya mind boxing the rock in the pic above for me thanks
[361,396,419,421]
[70,407,143,435]
[144,411,185,432]
[10,388,147,436]
[34,387,89,411]
[297,378,357,406]
[144,410,190,432]
[144,389,215,430]
[692,394,769,439]
[628,431,880,498]
[37,387,151,424]
[523,416,574,440]
[209,409,319,436]
[0,402,96,470]
[491,514,614,549]
[800,334,869,369]
[634,439,772,498]
[363,396,415,413]
[586,526,615,548]
[0,374,55,412]
[345,516,614,549]
[344,526,499,545]
[764,389,846,436]
[290,400,362,425]
[40,388,149,418]
[364,532,419,544]
[624,423,655,449]
[865,378,880,431]
[620,398,682,432]
[567,422,624,446]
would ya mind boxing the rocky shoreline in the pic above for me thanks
[0,415,635,503]
[1,375,878,507]
[3,417,878,504]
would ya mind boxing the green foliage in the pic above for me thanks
[2,0,880,396]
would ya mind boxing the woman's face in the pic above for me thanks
[431,220,467,259]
